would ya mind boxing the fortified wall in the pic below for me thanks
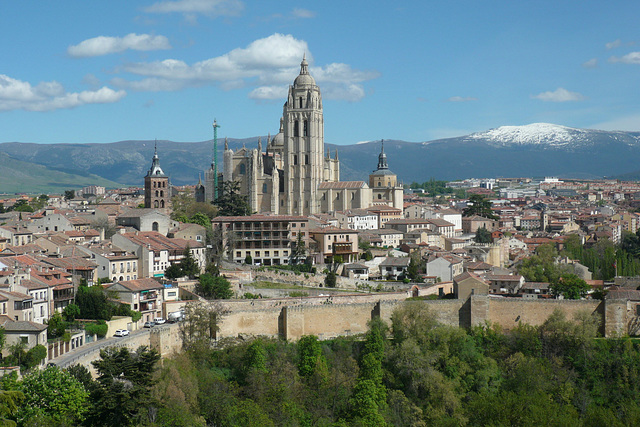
[216,294,635,340]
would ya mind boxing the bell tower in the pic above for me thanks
[144,142,170,210]
[282,55,324,215]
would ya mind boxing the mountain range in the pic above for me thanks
[1,123,640,194]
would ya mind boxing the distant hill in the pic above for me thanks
[1,123,640,193]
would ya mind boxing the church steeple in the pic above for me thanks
[146,140,166,177]
[377,140,388,170]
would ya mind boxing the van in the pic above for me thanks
[154,317,166,324]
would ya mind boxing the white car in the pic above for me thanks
[114,329,130,337]
[154,318,166,325]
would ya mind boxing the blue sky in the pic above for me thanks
[1,0,639,145]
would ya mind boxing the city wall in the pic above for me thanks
[54,294,636,374]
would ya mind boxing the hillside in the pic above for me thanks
[2,123,640,193]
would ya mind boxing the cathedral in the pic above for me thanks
[202,56,403,215]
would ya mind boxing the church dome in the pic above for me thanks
[293,55,316,87]
[272,131,284,146]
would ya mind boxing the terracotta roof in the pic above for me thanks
[308,227,358,234]
[109,278,164,292]
[213,215,308,222]
[1,320,47,333]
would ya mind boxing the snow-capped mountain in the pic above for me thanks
[465,123,640,149]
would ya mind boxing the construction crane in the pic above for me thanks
[212,119,221,200]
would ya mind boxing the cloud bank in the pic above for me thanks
[0,75,125,112]
[532,87,586,102]
[68,33,171,57]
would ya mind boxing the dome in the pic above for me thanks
[272,131,284,146]
[294,73,316,87]
[293,55,316,87]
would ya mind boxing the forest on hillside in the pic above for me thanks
[2,302,640,426]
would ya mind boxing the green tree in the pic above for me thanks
[474,225,492,244]
[550,274,591,299]
[75,285,112,320]
[179,301,228,352]
[245,254,253,265]
[324,271,337,288]
[17,366,88,425]
[11,200,33,213]
[196,273,233,299]
[46,312,66,339]
[163,263,183,280]
[189,212,211,229]
[64,190,75,200]
[86,346,161,427]
[214,181,251,217]
[297,335,327,379]
[462,194,498,220]
[179,246,200,279]
[290,233,307,264]
[407,252,422,282]
[62,303,80,323]
[0,389,24,427]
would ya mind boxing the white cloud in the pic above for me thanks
[292,8,315,18]
[606,39,622,50]
[582,58,598,68]
[248,85,288,100]
[68,33,171,57]
[113,33,379,102]
[531,87,586,102]
[144,0,243,16]
[447,96,477,102]
[0,74,125,112]
[609,51,640,64]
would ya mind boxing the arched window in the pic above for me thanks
[351,193,355,200]
[154,200,159,208]
[119,276,124,281]
[163,181,166,188]
[155,190,159,197]
[294,155,298,165]
[160,190,164,197]
[377,194,382,199]
[152,221,159,232]
[160,200,165,208]
[299,97,303,108]
[336,193,340,200]
[153,182,156,188]
[303,120,308,136]
[294,120,299,137]
[378,181,381,187]
[240,163,246,175]
[305,154,309,165]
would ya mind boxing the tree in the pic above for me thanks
[297,335,327,379]
[179,246,200,279]
[86,346,161,427]
[189,212,211,229]
[290,233,307,264]
[462,194,498,220]
[11,200,33,213]
[245,254,253,265]
[46,312,66,339]
[474,225,492,244]
[163,263,183,280]
[196,273,233,299]
[407,252,422,282]
[324,271,337,288]
[17,366,88,425]
[179,301,228,352]
[0,389,23,427]
[64,190,75,201]
[62,303,80,323]
[214,181,251,217]
[75,285,112,320]
[550,274,591,299]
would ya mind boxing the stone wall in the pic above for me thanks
[484,297,603,331]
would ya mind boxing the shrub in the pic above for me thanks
[85,322,108,337]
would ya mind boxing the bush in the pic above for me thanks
[325,272,337,288]
[85,322,108,337]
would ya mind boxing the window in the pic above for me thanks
[294,155,298,165]
[378,182,381,187]
[305,154,309,164]
[280,199,284,207]
[154,200,159,208]
[303,120,308,136]
[155,190,159,197]
[351,193,355,200]
[240,163,246,175]
[160,200,165,208]
[20,336,28,344]
[160,190,163,197]
[152,222,159,232]
[294,120,299,137]
[378,194,382,199]
[301,223,305,228]
[299,97,303,108]
[263,183,268,193]
[255,251,260,257]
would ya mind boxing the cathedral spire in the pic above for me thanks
[334,149,338,160]
[258,136,262,153]
[300,53,309,75]
[224,137,229,151]
[377,139,388,170]
[147,139,166,177]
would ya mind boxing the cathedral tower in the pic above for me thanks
[282,55,325,216]
[144,143,170,210]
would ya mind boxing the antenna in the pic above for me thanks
[213,119,221,200]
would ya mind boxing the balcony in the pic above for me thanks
[140,291,158,302]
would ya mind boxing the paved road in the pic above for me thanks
[52,327,152,369]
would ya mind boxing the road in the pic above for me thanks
[51,327,153,369]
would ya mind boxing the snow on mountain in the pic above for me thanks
[467,123,590,147]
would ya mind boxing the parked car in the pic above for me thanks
[143,321,155,328]
[154,318,166,325]
[114,329,130,337]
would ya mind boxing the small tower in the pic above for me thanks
[144,141,170,210]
